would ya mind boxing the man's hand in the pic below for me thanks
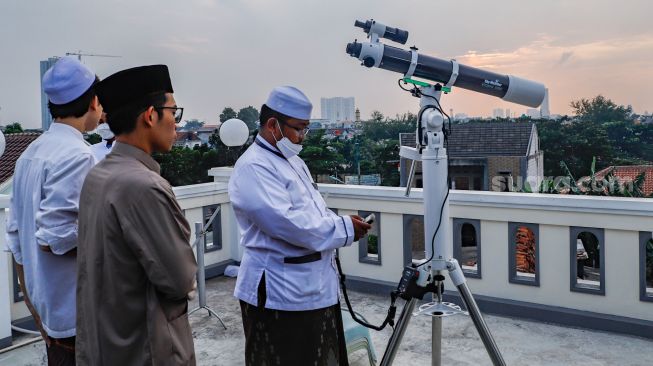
[187,279,198,301]
[350,215,372,241]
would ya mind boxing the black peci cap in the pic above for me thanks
[96,65,174,113]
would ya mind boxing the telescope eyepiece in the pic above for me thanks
[346,41,362,58]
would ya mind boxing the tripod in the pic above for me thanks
[189,207,227,329]
[380,82,505,366]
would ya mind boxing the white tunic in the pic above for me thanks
[5,123,95,338]
[90,140,113,161]
[229,136,354,311]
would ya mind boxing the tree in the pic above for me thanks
[299,130,346,180]
[219,107,237,122]
[85,133,102,144]
[570,95,633,123]
[370,110,385,122]
[183,119,204,130]
[4,122,23,134]
[237,106,260,131]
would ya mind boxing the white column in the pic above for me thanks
[0,208,13,346]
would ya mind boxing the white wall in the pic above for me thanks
[0,203,13,343]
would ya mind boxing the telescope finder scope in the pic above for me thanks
[354,19,409,45]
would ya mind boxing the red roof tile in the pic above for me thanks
[0,132,42,185]
[595,165,653,196]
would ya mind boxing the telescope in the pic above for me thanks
[346,19,545,108]
[341,19,548,366]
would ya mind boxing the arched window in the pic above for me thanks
[639,232,653,302]
[509,223,539,286]
[453,219,481,278]
[570,227,605,295]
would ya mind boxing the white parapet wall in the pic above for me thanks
[0,195,13,347]
[2,176,652,345]
[0,182,240,345]
[318,184,653,324]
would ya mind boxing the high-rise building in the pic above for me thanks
[355,108,361,122]
[540,88,550,118]
[40,57,59,131]
[492,108,505,119]
[526,108,541,119]
[321,97,355,123]
[505,108,511,119]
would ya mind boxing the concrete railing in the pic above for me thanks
[1,167,652,348]
[0,182,239,348]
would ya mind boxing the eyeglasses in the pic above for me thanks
[281,121,310,135]
[155,106,184,124]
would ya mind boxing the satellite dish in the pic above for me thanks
[0,130,5,158]
[219,118,249,147]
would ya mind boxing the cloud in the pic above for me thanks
[154,37,211,54]
[557,51,574,66]
[455,33,653,73]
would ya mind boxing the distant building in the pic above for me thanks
[40,57,59,131]
[321,97,355,123]
[540,88,550,118]
[505,108,511,119]
[526,108,541,119]
[492,108,505,119]
[399,122,543,191]
[591,165,653,196]
[454,113,469,122]
[174,131,202,149]
[196,124,219,145]
[355,108,361,122]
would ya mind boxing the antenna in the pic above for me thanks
[65,50,121,62]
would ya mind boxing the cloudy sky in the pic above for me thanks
[1,0,651,128]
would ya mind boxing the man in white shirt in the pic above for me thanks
[5,56,102,365]
[89,114,115,161]
[229,86,371,365]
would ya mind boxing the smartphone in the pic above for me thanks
[364,213,375,224]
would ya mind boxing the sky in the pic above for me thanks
[1,0,652,129]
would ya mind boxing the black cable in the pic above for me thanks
[336,251,397,331]
[397,78,414,92]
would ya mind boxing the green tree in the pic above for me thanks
[237,106,260,131]
[370,110,385,122]
[4,122,23,134]
[219,107,237,122]
[183,119,204,130]
[85,133,102,144]
[299,130,346,180]
[570,95,633,123]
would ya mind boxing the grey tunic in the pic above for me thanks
[76,142,198,365]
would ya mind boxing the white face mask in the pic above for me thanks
[274,120,303,158]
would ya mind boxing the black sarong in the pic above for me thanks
[239,273,349,366]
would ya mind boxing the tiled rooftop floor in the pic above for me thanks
[2,276,652,365]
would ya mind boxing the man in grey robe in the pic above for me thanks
[76,65,198,365]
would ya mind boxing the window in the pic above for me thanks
[640,232,653,302]
[570,227,605,295]
[358,210,381,265]
[202,204,222,252]
[509,223,539,286]
[453,219,481,278]
[403,215,425,265]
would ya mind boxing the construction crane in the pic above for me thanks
[65,50,121,62]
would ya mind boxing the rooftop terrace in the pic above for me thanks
[2,276,653,366]
[1,167,652,364]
